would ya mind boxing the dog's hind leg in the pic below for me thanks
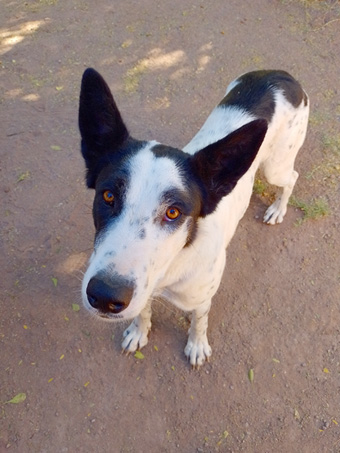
[262,104,309,225]
[184,300,212,368]
[262,94,309,225]
[122,302,152,353]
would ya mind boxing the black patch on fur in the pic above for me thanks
[151,143,190,167]
[81,135,147,190]
[161,187,200,218]
[138,228,146,240]
[220,70,306,122]
[184,217,199,247]
[105,251,116,258]
[92,155,135,233]
[151,144,203,246]
[159,186,202,246]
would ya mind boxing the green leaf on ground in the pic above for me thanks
[6,393,27,404]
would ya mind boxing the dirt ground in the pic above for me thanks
[1,0,340,452]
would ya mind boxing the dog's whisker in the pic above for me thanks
[74,269,86,276]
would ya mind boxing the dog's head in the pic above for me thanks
[79,68,267,320]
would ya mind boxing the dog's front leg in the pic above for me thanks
[184,300,212,368]
[121,302,152,353]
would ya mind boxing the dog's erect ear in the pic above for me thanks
[79,68,129,150]
[79,68,129,188]
[190,119,268,216]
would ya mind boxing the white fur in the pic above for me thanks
[82,83,309,367]
[183,106,255,155]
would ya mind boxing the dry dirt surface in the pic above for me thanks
[1,1,340,452]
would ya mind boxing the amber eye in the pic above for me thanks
[165,207,181,221]
[103,190,115,204]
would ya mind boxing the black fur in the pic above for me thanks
[189,119,268,217]
[79,68,130,188]
[220,70,305,122]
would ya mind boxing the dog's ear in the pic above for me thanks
[79,68,129,188]
[190,119,268,216]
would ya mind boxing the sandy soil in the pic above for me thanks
[1,1,340,452]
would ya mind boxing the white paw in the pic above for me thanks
[184,335,212,368]
[263,199,286,225]
[121,318,151,353]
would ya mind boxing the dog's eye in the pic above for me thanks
[103,190,115,204]
[165,207,181,221]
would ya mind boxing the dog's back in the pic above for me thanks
[184,70,309,229]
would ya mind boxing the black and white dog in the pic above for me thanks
[79,68,309,367]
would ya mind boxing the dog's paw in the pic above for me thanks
[184,335,212,368]
[263,198,287,225]
[121,318,151,353]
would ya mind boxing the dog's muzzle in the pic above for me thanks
[86,272,135,315]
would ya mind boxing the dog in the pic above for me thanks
[78,68,309,367]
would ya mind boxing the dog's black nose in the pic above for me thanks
[86,275,134,314]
